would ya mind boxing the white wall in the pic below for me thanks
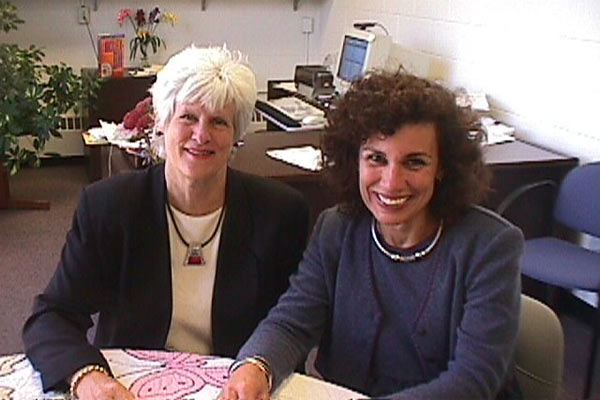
[4,0,599,162]
[319,0,600,163]
[4,0,325,92]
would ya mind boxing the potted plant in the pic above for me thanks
[118,7,177,67]
[0,1,99,209]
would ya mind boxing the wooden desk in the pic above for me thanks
[83,137,144,182]
[231,131,578,236]
[87,131,578,237]
[88,73,156,127]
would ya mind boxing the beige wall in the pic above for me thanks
[5,0,326,92]
[5,0,599,161]
[320,0,600,162]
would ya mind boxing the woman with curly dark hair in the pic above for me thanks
[221,71,523,399]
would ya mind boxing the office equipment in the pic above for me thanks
[294,65,335,99]
[516,295,564,400]
[255,97,325,131]
[498,161,600,399]
[334,29,392,94]
[481,117,516,145]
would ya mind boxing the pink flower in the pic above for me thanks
[117,8,132,25]
[117,6,177,62]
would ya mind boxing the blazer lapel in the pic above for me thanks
[211,169,258,356]
[119,164,172,348]
[318,214,383,390]
[346,215,383,387]
[149,165,172,346]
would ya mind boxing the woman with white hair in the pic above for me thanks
[22,45,309,400]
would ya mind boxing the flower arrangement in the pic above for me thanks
[119,96,164,163]
[118,7,177,67]
[122,96,153,136]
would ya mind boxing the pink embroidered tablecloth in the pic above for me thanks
[0,349,362,400]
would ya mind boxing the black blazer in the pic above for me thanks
[22,164,309,391]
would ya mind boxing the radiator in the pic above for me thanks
[16,113,87,157]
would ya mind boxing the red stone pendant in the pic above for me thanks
[185,243,205,266]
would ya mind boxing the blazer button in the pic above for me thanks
[425,356,437,364]
[417,327,427,336]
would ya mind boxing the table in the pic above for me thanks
[85,130,578,237]
[0,350,363,400]
[82,133,147,182]
[229,131,578,236]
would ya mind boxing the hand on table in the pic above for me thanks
[75,371,136,400]
[219,363,270,400]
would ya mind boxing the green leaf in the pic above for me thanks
[0,1,100,174]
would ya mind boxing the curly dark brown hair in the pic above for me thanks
[322,70,490,225]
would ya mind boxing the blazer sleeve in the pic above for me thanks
[394,224,523,399]
[237,208,343,389]
[22,187,112,392]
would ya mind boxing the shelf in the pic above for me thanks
[199,0,300,11]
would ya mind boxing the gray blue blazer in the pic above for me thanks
[238,206,523,399]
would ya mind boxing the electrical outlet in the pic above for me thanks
[78,5,90,24]
[301,16,313,34]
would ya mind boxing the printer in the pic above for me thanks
[294,65,335,99]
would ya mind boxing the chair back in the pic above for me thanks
[515,295,564,400]
[553,161,600,237]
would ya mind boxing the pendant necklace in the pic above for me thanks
[371,218,443,263]
[166,203,225,266]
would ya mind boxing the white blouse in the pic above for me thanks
[164,205,224,354]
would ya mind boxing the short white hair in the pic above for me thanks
[150,45,257,142]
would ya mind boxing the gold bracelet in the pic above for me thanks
[228,356,273,392]
[69,364,109,399]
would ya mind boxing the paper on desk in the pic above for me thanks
[87,120,119,141]
[273,82,298,93]
[480,117,516,145]
[273,373,364,400]
[86,120,148,149]
[266,146,322,171]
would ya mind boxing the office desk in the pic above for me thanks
[0,350,362,399]
[87,130,578,237]
[230,131,578,236]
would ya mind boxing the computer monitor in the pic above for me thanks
[334,29,392,94]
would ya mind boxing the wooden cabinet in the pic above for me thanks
[88,73,156,128]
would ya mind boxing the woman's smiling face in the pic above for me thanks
[163,101,236,186]
[359,123,442,239]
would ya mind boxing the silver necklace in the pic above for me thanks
[167,203,225,266]
[371,218,443,263]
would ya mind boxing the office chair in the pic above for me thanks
[516,294,564,400]
[499,161,600,399]
[496,180,558,239]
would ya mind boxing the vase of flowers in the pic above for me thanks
[118,7,177,68]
